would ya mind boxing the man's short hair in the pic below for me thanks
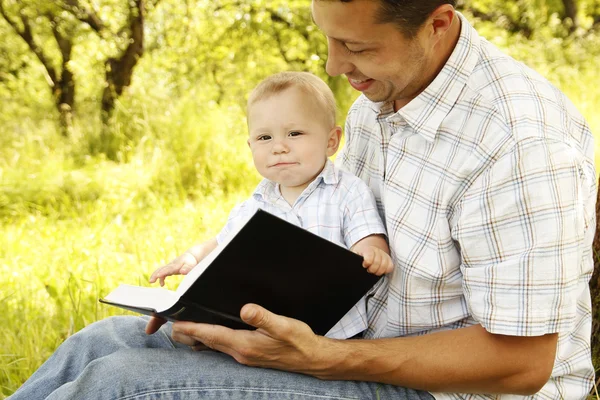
[338,0,457,37]
[247,71,337,127]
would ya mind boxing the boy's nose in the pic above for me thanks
[271,141,289,154]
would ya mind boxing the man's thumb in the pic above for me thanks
[241,303,270,329]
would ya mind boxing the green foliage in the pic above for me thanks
[0,91,259,220]
[1,0,600,398]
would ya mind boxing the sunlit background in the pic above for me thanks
[1,0,599,397]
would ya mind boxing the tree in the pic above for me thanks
[591,180,600,368]
[0,1,77,133]
[562,0,579,30]
[0,0,160,135]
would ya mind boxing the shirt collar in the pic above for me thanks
[399,13,480,142]
[365,13,481,143]
[252,159,338,202]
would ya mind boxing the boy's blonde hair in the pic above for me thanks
[247,71,337,127]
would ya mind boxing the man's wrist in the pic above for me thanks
[309,337,408,383]
[308,336,361,380]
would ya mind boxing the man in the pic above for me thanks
[9,1,595,399]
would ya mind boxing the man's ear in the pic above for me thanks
[326,126,343,157]
[428,4,456,40]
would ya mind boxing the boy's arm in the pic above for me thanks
[350,234,388,254]
[149,238,218,286]
[351,235,394,275]
[185,238,219,265]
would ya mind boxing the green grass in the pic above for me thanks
[0,179,251,397]
[0,96,262,397]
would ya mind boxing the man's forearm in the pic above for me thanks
[312,324,557,395]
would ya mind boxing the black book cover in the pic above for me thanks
[101,209,381,336]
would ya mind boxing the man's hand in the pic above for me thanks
[147,308,558,394]
[169,304,333,375]
[145,316,168,335]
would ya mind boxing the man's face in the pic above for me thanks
[312,0,432,108]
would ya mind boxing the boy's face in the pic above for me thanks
[247,86,340,192]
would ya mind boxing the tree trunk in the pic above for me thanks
[101,0,145,123]
[562,0,579,32]
[52,24,76,136]
[590,177,600,368]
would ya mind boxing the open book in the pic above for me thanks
[100,209,381,336]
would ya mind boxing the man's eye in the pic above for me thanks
[257,135,271,141]
[343,45,364,56]
[289,131,303,137]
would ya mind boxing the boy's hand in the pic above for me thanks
[355,246,394,276]
[149,252,198,286]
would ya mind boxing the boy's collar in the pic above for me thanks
[319,159,338,185]
[252,159,338,202]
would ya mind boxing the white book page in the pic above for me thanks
[175,214,253,296]
[104,284,179,312]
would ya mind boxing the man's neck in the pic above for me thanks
[394,16,462,112]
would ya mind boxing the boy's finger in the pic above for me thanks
[386,258,394,273]
[363,249,375,266]
[149,267,164,282]
[151,265,171,279]
[372,250,382,269]
[159,263,184,277]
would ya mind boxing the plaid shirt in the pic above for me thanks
[337,13,596,400]
[216,159,387,338]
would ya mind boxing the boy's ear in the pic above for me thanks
[326,126,343,157]
[247,139,251,148]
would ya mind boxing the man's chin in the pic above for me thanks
[361,92,389,103]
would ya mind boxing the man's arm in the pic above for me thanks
[168,304,558,396]
[317,323,557,395]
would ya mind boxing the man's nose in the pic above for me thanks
[325,38,353,77]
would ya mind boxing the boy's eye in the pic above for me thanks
[257,135,271,141]
[289,131,303,137]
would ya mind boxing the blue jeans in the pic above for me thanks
[8,316,434,400]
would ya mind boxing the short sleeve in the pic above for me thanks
[455,138,594,336]
[342,177,387,248]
